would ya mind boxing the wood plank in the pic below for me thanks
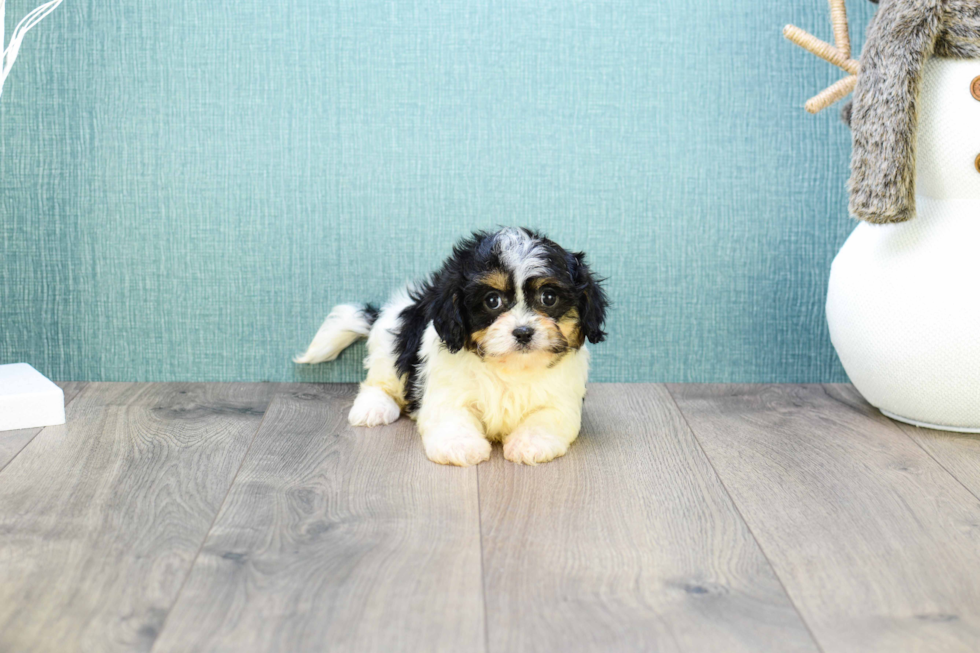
[152,384,485,653]
[670,384,980,652]
[826,383,980,503]
[57,382,180,407]
[0,382,275,653]
[478,383,818,653]
[56,381,88,406]
[0,428,43,471]
[0,382,87,472]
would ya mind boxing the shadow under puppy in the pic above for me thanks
[295,228,608,466]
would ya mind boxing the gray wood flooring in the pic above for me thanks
[1,383,979,652]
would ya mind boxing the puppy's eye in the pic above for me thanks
[540,288,558,307]
[484,292,502,310]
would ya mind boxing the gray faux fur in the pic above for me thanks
[849,0,980,224]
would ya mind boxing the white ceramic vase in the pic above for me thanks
[827,57,980,431]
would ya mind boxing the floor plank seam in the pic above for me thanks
[903,433,980,505]
[820,384,980,506]
[663,384,828,653]
[476,466,491,653]
[0,430,41,476]
[0,383,87,476]
[148,385,277,653]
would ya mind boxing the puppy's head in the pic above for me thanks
[427,228,608,365]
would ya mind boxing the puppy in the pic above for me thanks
[295,228,608,466]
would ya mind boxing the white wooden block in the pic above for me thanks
[0,363,66,432]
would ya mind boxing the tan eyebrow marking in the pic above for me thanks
[529,277,561,290]
[478,270,510,291]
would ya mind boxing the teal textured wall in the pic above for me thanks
[0,0,875,383]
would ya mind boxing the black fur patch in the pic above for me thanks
[361,303,380,327]
[567,251,609,343]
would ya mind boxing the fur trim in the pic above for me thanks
[848,0,944,224]
[848,0,980,223]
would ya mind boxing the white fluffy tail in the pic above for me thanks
[294,304,375,364]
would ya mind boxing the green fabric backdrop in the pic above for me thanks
[0,0,875,383]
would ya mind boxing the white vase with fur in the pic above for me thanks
[827,57,980,431]
[787,0,980,431]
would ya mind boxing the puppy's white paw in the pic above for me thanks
[423,431,492,467]
[503,428,570,465]
[349,387,401,427]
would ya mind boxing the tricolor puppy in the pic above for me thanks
[295,228,608,466]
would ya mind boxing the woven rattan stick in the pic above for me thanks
[784,24,860,75]
[805,75,857,113]
[829,0,851,58]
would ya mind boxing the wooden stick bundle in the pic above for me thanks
[784,0,861,114]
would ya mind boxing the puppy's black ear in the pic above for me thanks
[570,252,609,344]
[430,280,467,353]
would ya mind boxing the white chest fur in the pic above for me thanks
[827,58,980,431]
[416,324,590,440]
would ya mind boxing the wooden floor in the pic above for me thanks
[2,384,980,652]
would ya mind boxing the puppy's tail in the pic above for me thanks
[294,303,379,364]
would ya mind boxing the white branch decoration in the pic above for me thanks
[0,0,64,100]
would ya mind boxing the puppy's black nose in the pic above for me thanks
[512,326,535,345]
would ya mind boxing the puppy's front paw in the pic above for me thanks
[503,428,570,465]
[349,387,401,427]
[423,431,492,467]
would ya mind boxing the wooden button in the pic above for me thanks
[972,76,980,101]
[976,153,980,174]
